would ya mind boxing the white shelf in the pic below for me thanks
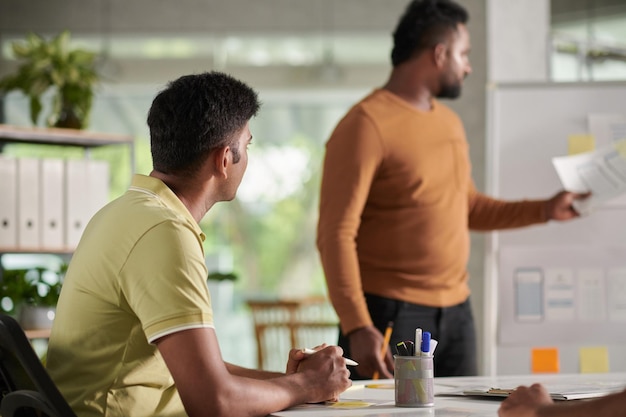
[0,247,74,254]
[0,124,133,147]
[0,123,134,255]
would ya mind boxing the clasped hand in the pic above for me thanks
[286,344,352,403]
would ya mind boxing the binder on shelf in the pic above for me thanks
[40,158,65,249]
[64,159,111,249]
[17,158,41,250]
[0,156,18,248]
[0,125,131,252]
[87,159,110,218]
[64,159,90,249]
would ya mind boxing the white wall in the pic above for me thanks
[487,0,550,83]
[483,0,552,375]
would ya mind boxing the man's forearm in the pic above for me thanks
[225,362,284,379]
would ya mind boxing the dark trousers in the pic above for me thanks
[338,294,477,378]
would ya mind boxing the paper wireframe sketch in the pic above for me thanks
[552,139,626,215]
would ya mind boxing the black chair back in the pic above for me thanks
[0,314,76,417]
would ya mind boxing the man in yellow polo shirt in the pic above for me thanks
[47,72,351,417]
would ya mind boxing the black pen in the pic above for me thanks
[405,340,415,356]
[396,341,409,356]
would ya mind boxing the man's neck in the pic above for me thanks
[383,67,434,111]
[149,170,215,223]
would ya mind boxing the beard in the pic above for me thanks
[437,80,462,99]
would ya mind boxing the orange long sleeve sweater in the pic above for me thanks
[316,89,547,335]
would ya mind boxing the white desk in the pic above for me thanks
[271,373,626,416]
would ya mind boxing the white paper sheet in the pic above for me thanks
[552,139,626,214]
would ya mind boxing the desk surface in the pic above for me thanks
[271,373,626,416]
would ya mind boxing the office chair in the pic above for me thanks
[0,314,76,417]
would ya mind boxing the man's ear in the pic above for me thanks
[433,43,448,69]
[213,146,230,178]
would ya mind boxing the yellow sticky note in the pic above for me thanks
[579,346,609,373]
[328,401,374,409]
[365,383,394,389]
[531,347,559,373]
[568,134,595,155]
[615,139,626,157]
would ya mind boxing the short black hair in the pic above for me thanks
[147,71,260,175]
[391,0,469,66]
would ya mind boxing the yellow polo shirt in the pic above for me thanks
[47,174,213,417]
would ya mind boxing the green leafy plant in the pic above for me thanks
[207,271,238,282]
[0,30,100,129]
[0,265,67,314]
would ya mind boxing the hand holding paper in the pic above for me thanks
[552,139,626,215]
[544,190,591,220]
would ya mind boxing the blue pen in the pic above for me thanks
[420,331,431,356]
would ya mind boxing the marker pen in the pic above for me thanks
[420,331,431,356]
[415,328,422,356]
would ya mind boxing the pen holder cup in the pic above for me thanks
[394,355,434,407]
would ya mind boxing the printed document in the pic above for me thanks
[552,139,626,214]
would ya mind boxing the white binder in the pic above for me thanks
[86,160,110,219]
[0,157,18,248]
[64,159,111,249]
[40,158,65,249]
[17,158,41,249]
[64,159,89,249]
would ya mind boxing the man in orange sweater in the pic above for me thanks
[316,0,588,379]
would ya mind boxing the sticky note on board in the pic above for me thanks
[568,134,596,155]
[579,346,609,373]
[615,138,626,157]
[531,347,559,373]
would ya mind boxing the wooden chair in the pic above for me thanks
[0,314,76,417]
[246,296,339,371]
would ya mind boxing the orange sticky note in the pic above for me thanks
[579,346,609,373]
[531,347,559,373]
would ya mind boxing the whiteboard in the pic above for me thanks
[487,82,626,374]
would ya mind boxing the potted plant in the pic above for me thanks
[0,265,66,330]
[207,271,238,313]
[0,30,100,129]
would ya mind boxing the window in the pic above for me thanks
[551,0,626,81]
